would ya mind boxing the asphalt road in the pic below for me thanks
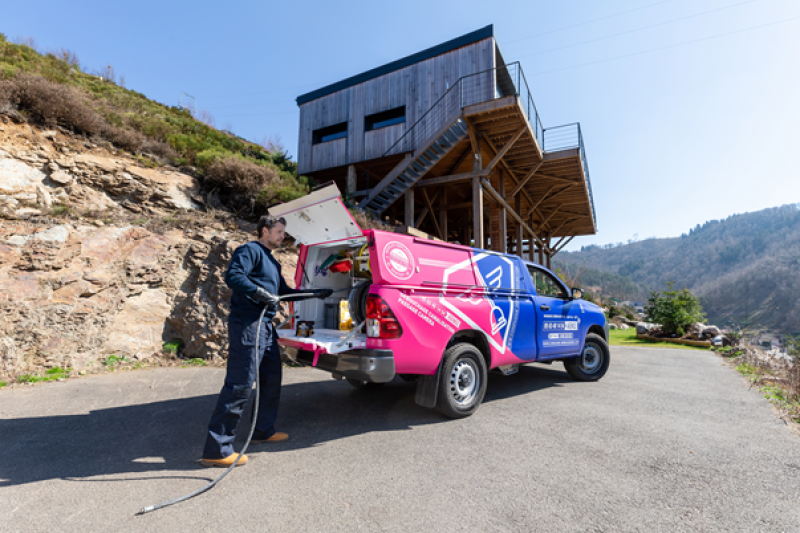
[1,346,799,532]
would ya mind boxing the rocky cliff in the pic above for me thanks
[0,119,298,381]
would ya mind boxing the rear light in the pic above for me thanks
[365,295,403,339]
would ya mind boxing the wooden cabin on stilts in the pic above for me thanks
[295,25,597,265]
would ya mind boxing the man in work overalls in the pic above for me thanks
[202,215,330,467]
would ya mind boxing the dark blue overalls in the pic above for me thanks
[203,241,300,460]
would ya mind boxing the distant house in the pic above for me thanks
[295,25,597,268]
[621,300,645,313]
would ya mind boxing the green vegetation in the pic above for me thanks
[102,354,129,369]
[0,34,310,217]
[645,281,705,336]
[17,366,71,383]
[562,204,800,334]
[608,327,708,351]
[50,203,76,217]
[0,381,8,388]
[162,340,181,354]
[181,358,207,367]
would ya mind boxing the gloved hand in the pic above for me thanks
[252,286,280,307]
[313,289,333,299]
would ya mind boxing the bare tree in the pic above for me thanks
[198,109,215,128]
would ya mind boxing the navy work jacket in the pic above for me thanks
[225,241,301,321]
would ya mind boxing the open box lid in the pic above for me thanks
[267,183,363,245]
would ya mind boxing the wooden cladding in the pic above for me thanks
[297,37,496,175]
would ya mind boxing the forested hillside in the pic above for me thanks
[558,203,800,333]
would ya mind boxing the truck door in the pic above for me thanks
[526,265,582,360]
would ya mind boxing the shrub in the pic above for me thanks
[645,280,705,336]
[162,340,181,354]
[204,156,281,215]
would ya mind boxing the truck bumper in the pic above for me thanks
[283,347,395,383]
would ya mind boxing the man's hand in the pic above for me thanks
[313,289,333,299]
[253,287,280,307]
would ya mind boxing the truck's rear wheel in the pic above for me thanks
[435,343,487,419]
[564,333,610,381]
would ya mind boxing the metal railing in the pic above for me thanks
[542,123,597,230]
[362,61,544,194]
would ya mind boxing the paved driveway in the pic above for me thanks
[1,347,799,532]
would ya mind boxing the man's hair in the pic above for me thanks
[257,215,286,238]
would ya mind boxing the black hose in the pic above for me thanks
[137,304,268,515]
[137,290,328,516]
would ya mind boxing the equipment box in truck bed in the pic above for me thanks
[270,184,610,418]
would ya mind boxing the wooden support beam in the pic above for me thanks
[510,161,543,198]
[526,185,557,217]
[359,153,412,208]
[346,165,357,195]
[528,213,536,261]
[480,178,544,248]
[538,172,578,184]
[484,126,526,174]
[478,131,547,236]
[465,118,481,169]
[515,193,523,259]
[554,235,575,254]
[525,184,576,220]
[551,235,568,252]
[439,189,448,241]
[415,207,429,228]
[447,144,474,175]
[404,189,415,228]
[422,189,443,240]
[549,217,577,238]
[414,171,481,188]
[472,177,484,249]
[414,189,439,228]
[538,206,561,230]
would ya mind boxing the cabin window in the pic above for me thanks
[365,106,406,131]
[313,122,348,144]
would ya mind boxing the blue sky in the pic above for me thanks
[3,0,799,250]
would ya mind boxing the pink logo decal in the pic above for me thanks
[383,241,415,280]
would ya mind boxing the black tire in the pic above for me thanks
[349,281,371,325]
[435,343,488,419]
[346,378,385,390]
[564,333,610,381]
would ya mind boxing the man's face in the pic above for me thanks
[262,222,285,249]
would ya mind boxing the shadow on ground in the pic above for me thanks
[0,363,571,487]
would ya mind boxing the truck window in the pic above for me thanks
[527,265,567,299]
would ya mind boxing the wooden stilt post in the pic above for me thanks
[346,164,357,196]
[472,177,483,250]
[489,169,507,252]
[515,192,523,259]
[439,189,448,242]
[404,189,415,228]
[528,213,536,261]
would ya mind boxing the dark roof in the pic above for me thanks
[296,25,494,106]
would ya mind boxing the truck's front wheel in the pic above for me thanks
[435,343,487,419]
[564,333,610,381]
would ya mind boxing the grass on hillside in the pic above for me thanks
[609,327,709,351]
[0,34,310,217]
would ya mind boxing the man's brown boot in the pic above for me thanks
[252,432,288,443]
[201,453,248,467]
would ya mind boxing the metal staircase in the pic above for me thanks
[359,118,468,215]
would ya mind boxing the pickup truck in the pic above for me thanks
[271,184,610,418]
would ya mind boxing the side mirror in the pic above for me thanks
[571,287,583,300]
